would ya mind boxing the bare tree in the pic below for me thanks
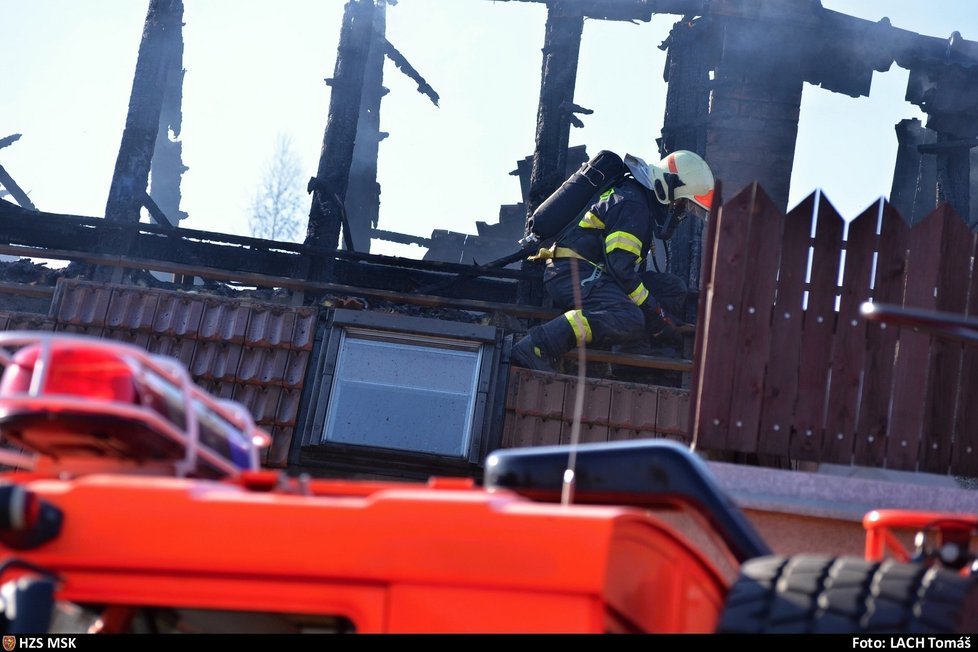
[249,134,304,242]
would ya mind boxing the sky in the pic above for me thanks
[2,0,977,259]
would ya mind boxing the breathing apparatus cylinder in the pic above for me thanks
[524,150,627,243]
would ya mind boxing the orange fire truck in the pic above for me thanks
[0,331,973,634]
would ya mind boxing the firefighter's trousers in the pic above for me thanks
[530,258,647,360]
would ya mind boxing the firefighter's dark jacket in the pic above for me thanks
[557,177,666,314]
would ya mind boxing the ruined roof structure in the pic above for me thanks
[2,0,978,484]
[4,2,978,578]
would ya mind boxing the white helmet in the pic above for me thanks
[624,150,715,211]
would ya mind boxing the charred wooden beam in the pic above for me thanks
[0,197,530,278]
[525,4,584,219]
[345,2,388,254]
[483,0,705,21]
[105,0,184,224]
[141,190,174,228]
[306,0,375,256]
[0,164,37,212]
[935,133,975,228]
[520,3,585,304]
[658,16,714,314]
[561,348,693,372]
[0,241,540,320]
[332,259,519,303]
[370,228,432,248]
[917,138,978,153]
[659,18,713,157]
[150,0,188,227]
[905,60,978,228]
[890,118,937,226]
[344,13,443,255]
[0,134,22,150]
[0,281,55,299]
[384,40,440,107]
[0,135,36,210]
[0,199,531,303]
[337,249,532,280]
[705,41,804,211]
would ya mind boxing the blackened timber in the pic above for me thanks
[905,62,978,229]
[141,191,174,228]
[659,17,714,315]
[935,134,975,229]
[561,348,692,373]
[336,248,531,280]
[705,56,803,212]
[345,1,387,253]
[369,228,432,248]
[526,4,584,219]
[0,164,37,211]
[482,0,705,21]
[306,0,375,254]
[660,18,712,158]
[0,198,530,279]
[890,119,937,226]
[0,281,54,299]
[499,0,978,74]
[384,40,440,107]
[150,0,188,227]
[0,242,542,320]
[918,138,978,152]
[0,200,296,278]
[0,200,528,303]
[522,3,583,304]
[332,259,519,303]
[105,0,183,224]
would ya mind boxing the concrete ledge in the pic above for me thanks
[707,461,978,523]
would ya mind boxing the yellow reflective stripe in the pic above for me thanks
[563,309,592,346]
[599,188,615,201]
[605,231,642,257]
[629,283,649,306]
[578,211,605,230]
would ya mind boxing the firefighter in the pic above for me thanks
[510,150,715,373]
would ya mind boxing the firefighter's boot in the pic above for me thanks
[510,336,554,372]
[510,318,578,373]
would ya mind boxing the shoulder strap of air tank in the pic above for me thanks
[483,171,629,270]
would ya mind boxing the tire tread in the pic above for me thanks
[716,554,978,634]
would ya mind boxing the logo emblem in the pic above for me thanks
[2,636,15,651]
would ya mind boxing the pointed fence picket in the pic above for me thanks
[691,184,978,476]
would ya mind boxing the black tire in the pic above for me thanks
[716,554,978,633]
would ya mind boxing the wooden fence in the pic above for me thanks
[691,183,978,477]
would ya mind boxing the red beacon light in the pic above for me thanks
[0,332,271,479]
[1,343,137,403]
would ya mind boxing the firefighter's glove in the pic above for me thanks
[644,304,684,348]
